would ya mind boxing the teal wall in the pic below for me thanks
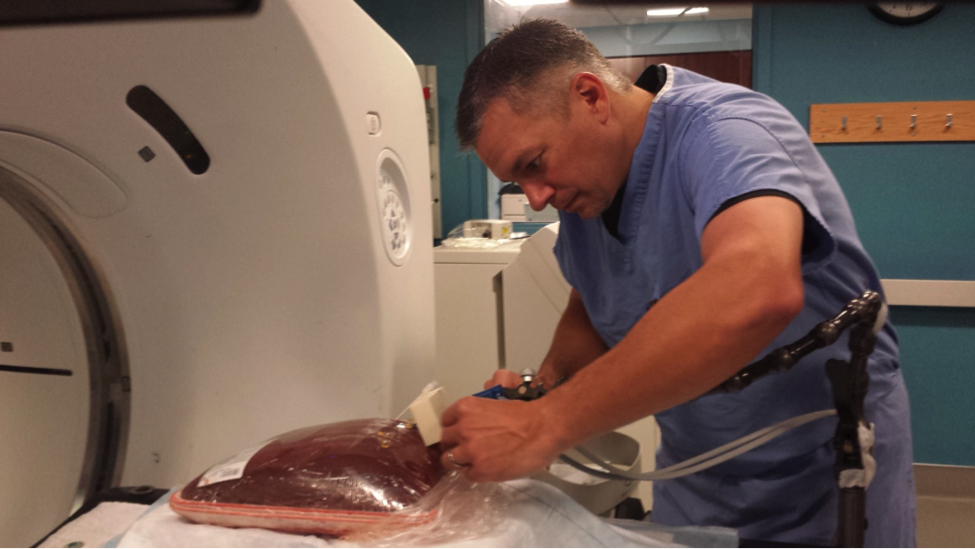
[355,0,487,237]
[753,5,975,466]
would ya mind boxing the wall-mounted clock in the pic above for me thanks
[869,2,944,25]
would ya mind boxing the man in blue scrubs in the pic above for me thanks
[440,19,915,547]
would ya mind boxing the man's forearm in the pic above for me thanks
[537,289,608,387]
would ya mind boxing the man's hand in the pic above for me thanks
[439,396,565,482]
[484,369,523,390]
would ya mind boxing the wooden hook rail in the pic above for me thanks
[809,101,975,144]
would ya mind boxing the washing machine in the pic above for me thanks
[0,2,434,545]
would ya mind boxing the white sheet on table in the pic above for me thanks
[40,502,148,548]
[115,479,736,548]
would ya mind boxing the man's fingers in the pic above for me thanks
[440,397,477,449]
[439,425,461,448]
[441,447,471,471]
[442,395,478,428]
[485,369,522,389]
[440,399,463,428]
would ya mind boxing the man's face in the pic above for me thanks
[474,97,624,220]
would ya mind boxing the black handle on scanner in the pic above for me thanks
[706,290,884,548]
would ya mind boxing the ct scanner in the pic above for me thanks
[0,2,435,545]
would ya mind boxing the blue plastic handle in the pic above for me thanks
[473,385,505,399]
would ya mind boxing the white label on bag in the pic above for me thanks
[197,442,268,487]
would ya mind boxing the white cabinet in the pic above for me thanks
[433,242,523,405]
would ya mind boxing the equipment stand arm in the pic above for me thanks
[707,291,885,547]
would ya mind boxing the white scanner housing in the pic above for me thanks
[0,2,434,544]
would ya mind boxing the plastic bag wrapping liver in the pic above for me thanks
[170,418,442,535]
[344,470,509,547]
[169,418,509,544]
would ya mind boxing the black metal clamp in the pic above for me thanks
[501,368,549,401]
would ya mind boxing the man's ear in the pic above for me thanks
[570,72,610,123]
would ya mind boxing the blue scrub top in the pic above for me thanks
[554,66,915,546]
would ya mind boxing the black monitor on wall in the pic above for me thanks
[0,0,260,27]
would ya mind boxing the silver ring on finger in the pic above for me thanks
[446,450,467,470]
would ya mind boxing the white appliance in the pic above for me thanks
[0,2,434,545]
[433,224,574,396]
[433,240,524,405]
[501,193,530,221]
[500,225,572,374]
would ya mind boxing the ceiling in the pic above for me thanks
[486,1,752,32]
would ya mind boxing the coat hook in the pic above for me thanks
[946,114,953,129]
[841,116,847,131]
[910,114,917,130]
[876,115,882,130]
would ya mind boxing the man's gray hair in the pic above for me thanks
[455,18,631,150]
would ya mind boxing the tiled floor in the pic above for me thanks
[915,464,975,547]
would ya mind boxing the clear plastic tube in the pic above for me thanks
[562,409,837,481]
